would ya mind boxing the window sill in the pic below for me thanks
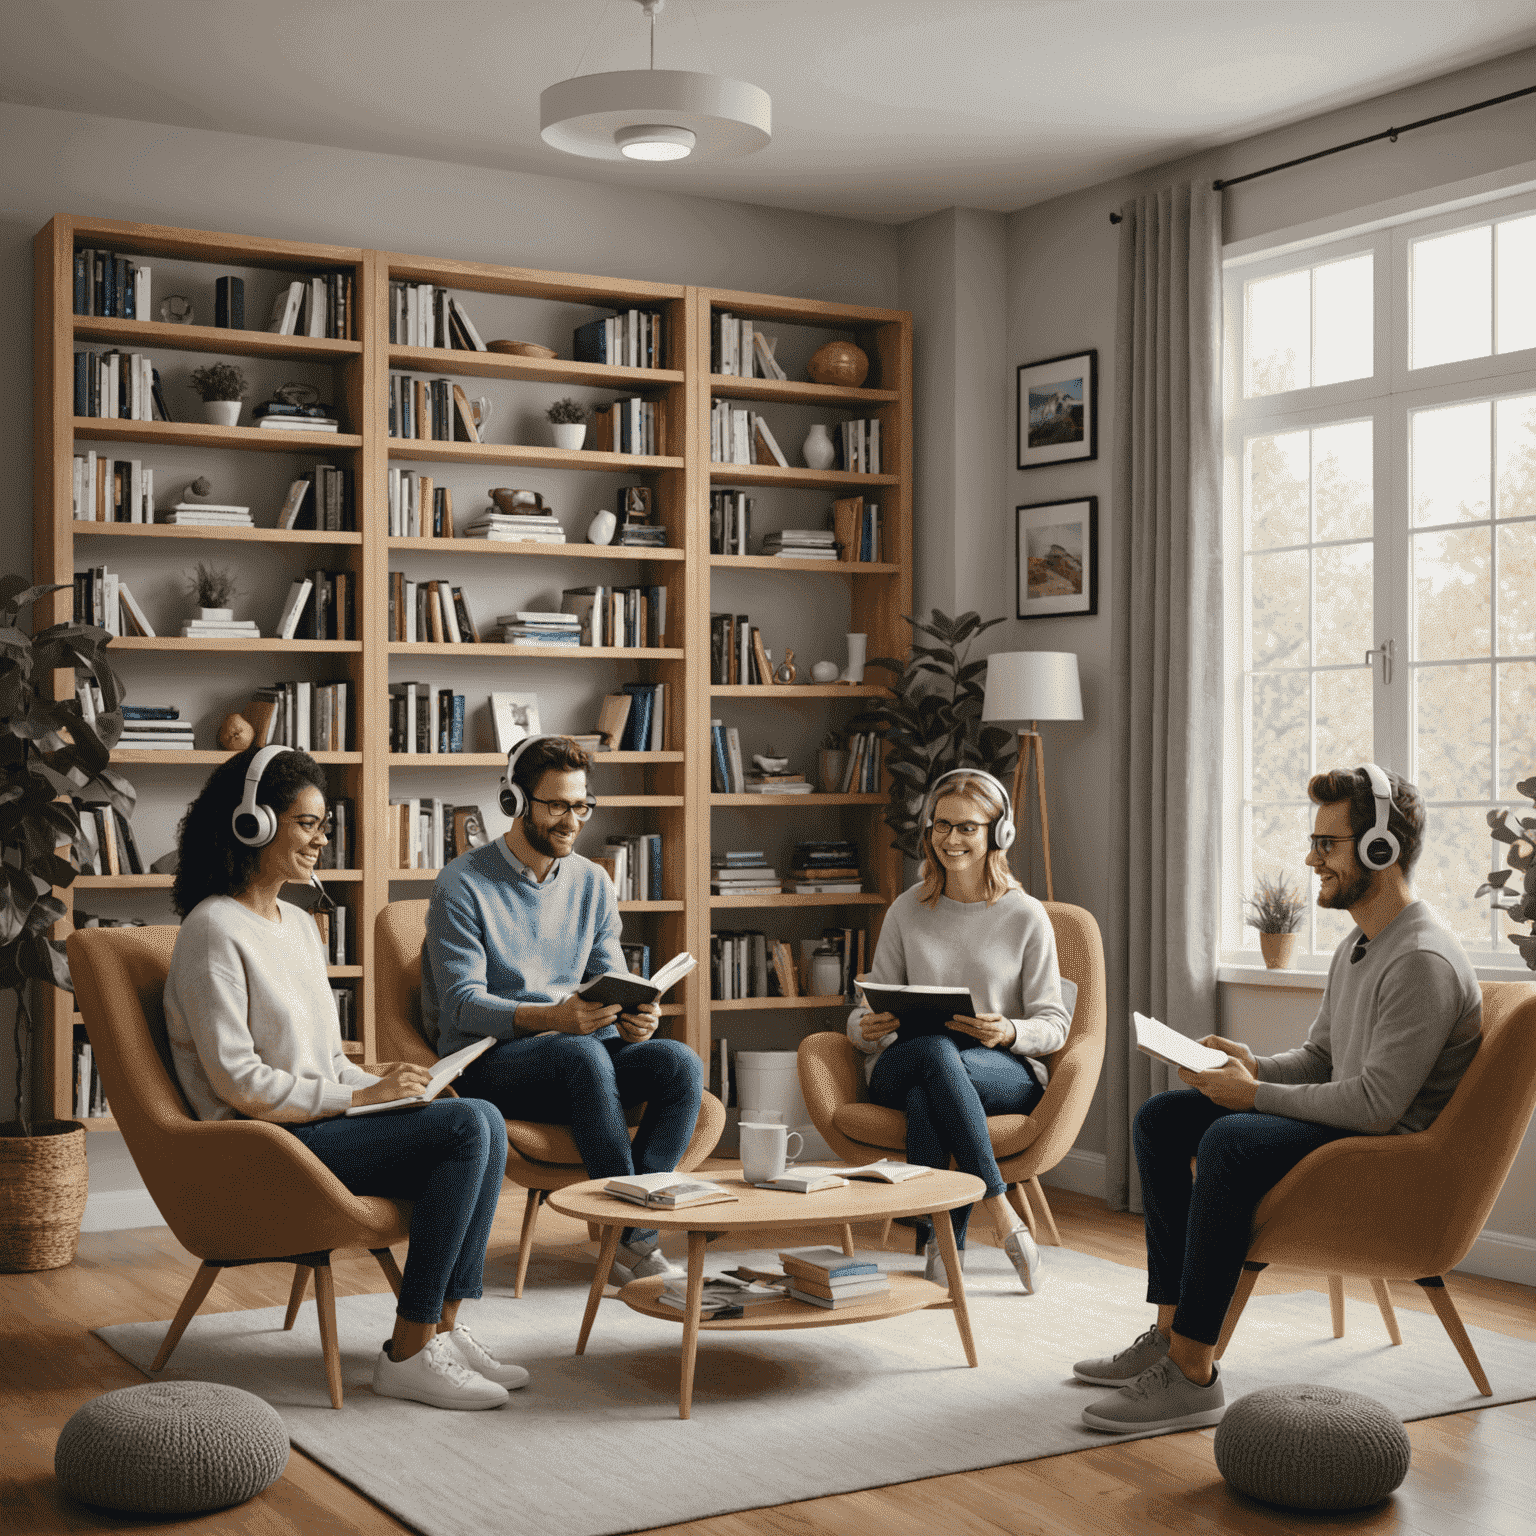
[1219,961,1533,989]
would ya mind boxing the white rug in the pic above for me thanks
[94,1243,1536,1536]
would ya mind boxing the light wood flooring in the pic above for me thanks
[3,1177,1532,1536]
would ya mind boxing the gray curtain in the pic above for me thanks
[1105,182,1224,1213]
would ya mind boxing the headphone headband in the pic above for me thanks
[1356,762,1401,871]
[923,767,1016,852]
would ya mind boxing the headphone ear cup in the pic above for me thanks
[233,804,277,848]
[499,784,524,818]
[993,816,1016,852]
[1362,831,1400,870]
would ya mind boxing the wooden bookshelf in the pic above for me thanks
[31,215,911,1122]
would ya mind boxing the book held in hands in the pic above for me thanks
[854,981,980,1038]
[574,951,696,1010]
[1133,1013,1228,1074]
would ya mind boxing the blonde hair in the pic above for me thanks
[916,771,1022,907]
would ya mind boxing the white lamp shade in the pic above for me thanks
[540,70,771,161]
[982,651,1083,723]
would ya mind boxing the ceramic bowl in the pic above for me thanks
[807,340,870,388]
[487,340,558,359]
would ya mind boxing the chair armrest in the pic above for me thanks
[798,1034,869,1162]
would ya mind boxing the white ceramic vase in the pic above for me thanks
[552,423,587,451]
[841,632,867,684]
[802,423,835,470]
[204,400,241,427]
[586,508,617,545]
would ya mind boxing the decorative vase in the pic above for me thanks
[810,660,840,684]
[1259,932,1298,970]
[0,1121,89,1272]
[841,632,867,685]
[217,713,253,752]
[807,340,870,388]
[204,400,241,427]
[552,423,587,451]
[802,424,835,470]
[817,750,849,793]
[808,942,843,997]
[586,509,617,545]
[197,607,233,622]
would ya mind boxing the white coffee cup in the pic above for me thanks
[739,1120,803,1184]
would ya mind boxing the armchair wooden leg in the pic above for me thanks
[876,1217,893,1245]
[1005,1184,1038,1241]
[1328,1274,1346,1338]
[515,1189,544,1299]
[1370,1278,1402,1345]
[283,1266,310,1330]
[150,1262,220,1371]
[370,1247,404,1299]
[311,1259,344,1410]
[1027,1176,1061,1246]
[1416,1276,1492,1396]
[1214,1261,1267,1361]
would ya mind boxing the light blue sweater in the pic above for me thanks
[423,837,629,1057]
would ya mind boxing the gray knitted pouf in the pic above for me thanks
[55,1381,289,1514]
[1214,1384,1411,1511]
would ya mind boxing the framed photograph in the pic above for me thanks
[1016,497,1098,619]
[489,692,541,755]
[1016,349,1097,470]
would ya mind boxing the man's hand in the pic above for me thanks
[1179,1055,1259,1109]
[519,995,622,1035]
[948,1013,1016,1049]
[350,1063,434,1109]
[617,1001,662,1043]
[859,1010,901,1042]
[1198,1035,1256,1071]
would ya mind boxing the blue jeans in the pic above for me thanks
[460,1032,703,1247]
[287,1096,508,1325]
[1135,1089,1354,1345]
[869,1033,1044,1248]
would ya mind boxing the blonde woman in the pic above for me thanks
[847,769,1070,1290]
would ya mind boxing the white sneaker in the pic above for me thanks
[442,1324,530,1389]
[1003,1225,1040,1294]
[923,1239,965,1289]
[372,1334,510,1410]
[609,1241,681,1286]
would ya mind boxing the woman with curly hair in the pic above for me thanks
[165,744,523,1411]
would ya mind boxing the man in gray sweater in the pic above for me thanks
[1076,766,1481,1434]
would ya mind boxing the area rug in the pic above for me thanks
[94,1242,1536,1536]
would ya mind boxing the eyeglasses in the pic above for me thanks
[529,795,594,823]
[285,814,333,837]
[932,820,988,839]
[1307,834,1357,856]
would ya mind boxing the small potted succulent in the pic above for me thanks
[188,362,249,427]
[182,562,242,622]
[1245,873,1308,969]
[546,397,588,451]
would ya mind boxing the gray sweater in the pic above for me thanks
[1253,900,1481,1135]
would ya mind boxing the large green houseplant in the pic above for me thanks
[1475,774,1536,970]
[852,609,1019,861]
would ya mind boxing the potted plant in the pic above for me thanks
[817,730,849,794]
[0,576,130,1271]
[188,362,248,427]
[182,562,242,622]
[848,609,1019,862]
[547,397,588,451]
[1474,774,1536,970]
[1245,873,1307,969]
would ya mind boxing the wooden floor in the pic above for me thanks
[3,1180,1533,1536]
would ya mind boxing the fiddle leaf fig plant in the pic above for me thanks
[850,608,1019,861]
[1,576,131,1134]
[1475,774,1536,970]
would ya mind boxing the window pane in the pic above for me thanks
[1412,401,1490,526]
[1499,661,1536,799]
[1250,804,1310,940]
[1250,673,1310,802]
[1313,254,1373,385]
[1246,430,1309,548]
[1414,805,1498,950]
[1411,224,1492,369]
[1495,392,1536,520]
[1246,269,1310,397]
[1415,663,1491,800]
[1312,420,1372,541]
[1250,549,1310,669]
[1413,526,1490,660]
[1315,667,1373,771]
[1496,214,1536,355]
[1314,543,1373,667]
[1497,522,1536,658]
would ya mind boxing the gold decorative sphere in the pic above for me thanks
[807,340,869,388]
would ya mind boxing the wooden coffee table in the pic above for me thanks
[549,1169,987,1418]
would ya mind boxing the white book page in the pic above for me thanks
[1133,1013,1228,1074]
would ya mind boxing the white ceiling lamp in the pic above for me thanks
[540,0,771,164]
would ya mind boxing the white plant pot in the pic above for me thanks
[196,607,234,621]
[203,400,242,427]
[552,423,587,451]
[841,632,867,684]
[802,423,835,470]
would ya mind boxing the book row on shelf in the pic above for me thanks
[573,309,666,369]
[388,283,488,351]
[709,927,869,1001]
[709,400,790,468]
[388,575,481,643]
[73,1037,109,1119]
[70,454,156,523]
[74,565,152,638]
[618,942,653,978]
[73,798,145,876]
[388,683,468,754]
[69,461,354,532]
[710,311,786,381]
[72,248,152,320]
[589,396,666,457]
[593,833,664,903]
[264,275,356,340]
[387,798,488,870]
[314,903,350,967]
[387,470,457,537]
[243,682,354,758]
[73,351,168,422]
[709,612,787,685]
[388,374,482,442]
[333,985,359,1042]
[554,585,669,649]
[711,848,780,895]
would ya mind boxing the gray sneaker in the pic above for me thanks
[923,1239,965,1289]
[1080,1356,1225,1434]
[609,1240,680,1286]
[1072,1323,1169,1386]
[1003,1226,1040,1294]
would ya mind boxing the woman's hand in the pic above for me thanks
[859,1010,901,1042]
[1198,1035,1256,1070]
[350,1063,434,1108]
[618,1001,661,1043]
[948,1013,1016,1049]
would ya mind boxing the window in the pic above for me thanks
[1223,188,1536,970]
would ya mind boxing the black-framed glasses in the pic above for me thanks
[529,795,594,823]
[1308,834,1357,856]
[285,813,334,837]
[932,819,989,839]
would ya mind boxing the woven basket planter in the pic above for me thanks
[0,1120,88,1272]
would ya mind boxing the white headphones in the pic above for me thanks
[1356,762,1401,871]
[232,744,293,848]
[923,767,1016,852]
[499,734,594,820]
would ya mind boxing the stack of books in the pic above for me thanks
[743,769,811,795]
[162,501,251,527]
[778,1247,890,1309]
[790,841,863,893]
[496,611,581,646]
[180,615,260,639]
[657,1273,783,1319]
[619,522,668,548]
[761,529,839,559]
[711,851,781,896]
[465,509,567,544]
[118,706,194,750]
[252,403,339,433]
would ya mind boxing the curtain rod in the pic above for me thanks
[1107,81,1536,223]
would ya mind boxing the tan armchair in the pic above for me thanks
[1214,978,1536,1395]
[797,902,1107,1244]
[66,925,411,1409]
[374,900,725,1296]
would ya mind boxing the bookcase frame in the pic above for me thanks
[31,214,911,1129]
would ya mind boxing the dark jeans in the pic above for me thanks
[288,1096,507,1325]
[869,1033,1044,1248]
[1135,1088,1354,1345]
[460,1031,703,1247]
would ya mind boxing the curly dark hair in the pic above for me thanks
[1308,766,1426,875]
[171,746,328,915]
[510,734,591,797]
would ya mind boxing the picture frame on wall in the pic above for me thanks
[1017,497,1098,619]
[1016,349,1097,469]
[490,691,542,755]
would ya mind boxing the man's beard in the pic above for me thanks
[1318,866,1374,910]
[522,814,572,860]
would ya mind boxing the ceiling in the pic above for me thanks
[4,1,1536,223]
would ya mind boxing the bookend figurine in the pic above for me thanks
[774,649,798,685]
[158,294,194,324]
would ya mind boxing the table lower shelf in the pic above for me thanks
[617,1271,948,1330]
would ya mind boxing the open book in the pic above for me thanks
[604,1172,738,1208]
[748,1170,849,1193]
[344,1035,494,1117]
[854,981,979,1038]
[575,951,697,1010]
[1133,1012,1229,1074]
[830,1159,932,1183]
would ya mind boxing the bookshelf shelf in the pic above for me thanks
[388,752,683,767]
[74,874,175,890]
[709,555,899,574]
[76,524,362,546]
[74,314,362,361]
[708,995,850,1012]
[706,374,899,407]
[388,344,683,391]
[596,795,685,809]
[710,893,886,909]
[388,536,683,563]
[110,637,362,653]
[388,643,684,660]
[706,464,897,490]
[709,684,887,699]
[711,794,884,808]
[388,440,683,472]
[75,418,364,453]
[111,750,363,766]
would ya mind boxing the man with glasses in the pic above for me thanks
[1075,766,1481,1435]
[422,735,703,1286]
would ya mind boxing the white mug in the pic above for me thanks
[739,1120,803,1184]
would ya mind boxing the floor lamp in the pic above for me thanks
[982,652,1083,902]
